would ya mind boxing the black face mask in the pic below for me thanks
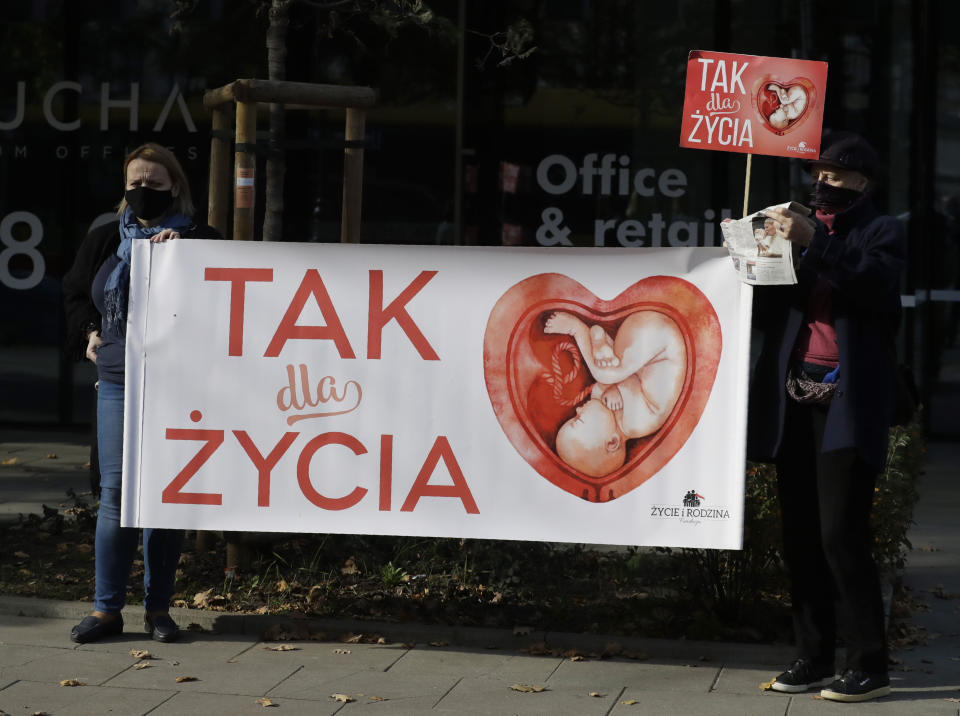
[125,186,174,221]
[809,180,862,212]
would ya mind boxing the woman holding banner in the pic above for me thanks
[63,143,222,643]
[748,130,904,703]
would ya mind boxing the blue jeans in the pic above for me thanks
[95,379,183,614]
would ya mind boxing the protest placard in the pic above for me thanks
[680,50,829,159]
[123,241,751,548]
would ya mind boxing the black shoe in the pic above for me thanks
[145,613,180,643]
[70,614,124,643]
[821,669,891,702]
[770,657,835,693]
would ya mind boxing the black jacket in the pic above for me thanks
[747,197,906,471]
[62,218,223,360]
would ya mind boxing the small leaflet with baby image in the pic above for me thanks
[720,201,811,285]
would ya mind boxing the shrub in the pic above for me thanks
[873,419,925,571]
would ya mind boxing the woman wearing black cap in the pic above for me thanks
[748,130,905,703]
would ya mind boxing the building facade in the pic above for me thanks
[0,0,957,435]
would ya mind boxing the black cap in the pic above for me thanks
[811,129,878,178]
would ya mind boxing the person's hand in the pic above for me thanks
[85,331,102,363]
[150,228,181,243]
[762,207,815,247]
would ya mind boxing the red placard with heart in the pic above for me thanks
[483,274,722,503]
[680,50,828,159]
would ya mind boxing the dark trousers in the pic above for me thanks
[775,399,888,674]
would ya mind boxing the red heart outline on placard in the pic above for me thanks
[753,75,818,136]
[483,274,722,503]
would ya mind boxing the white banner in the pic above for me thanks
[123,241,751,548]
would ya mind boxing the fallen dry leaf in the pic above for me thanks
[759,678,776,691]
[526,641,552,656]
[331,693,355,703]
[175,676,198,683]
[621,699,639,705]
[428,641,448,647]
[59,679,84,687]
[255,697,278,707]
[588,691,605,697]
[811,694,824,700]
[133,662,151,670]
[130,649,152,659]
[343,633,363,644]
[333,648,352,655]
[276,579,290,593]
[2,457,20,466]
[44,453,58,459]
[376,636,388,645]
[265,644,299,651]
[368,695,388,702]
[340,556,359,575]
[569,655,584,662]
[510,683,547,693]
[193,588,214,608]
[602,642,623,657]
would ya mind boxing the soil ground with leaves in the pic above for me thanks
[1,490,796,643]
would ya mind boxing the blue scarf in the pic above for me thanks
[102,207,193,337]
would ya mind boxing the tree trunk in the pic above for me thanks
[264,0,290,241]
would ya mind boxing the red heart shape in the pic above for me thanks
[755,76,817,136]
[484,274,722,503]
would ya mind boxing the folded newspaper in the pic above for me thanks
[720,201,811,285]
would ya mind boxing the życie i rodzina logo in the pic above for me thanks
[650,489,731,525]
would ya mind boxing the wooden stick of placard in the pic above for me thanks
[742,153,752,217]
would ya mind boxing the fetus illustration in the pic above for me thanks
[765,83,807,130]
[543,310,686,477]
[756,78,816,135]
[483,272,722,503]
